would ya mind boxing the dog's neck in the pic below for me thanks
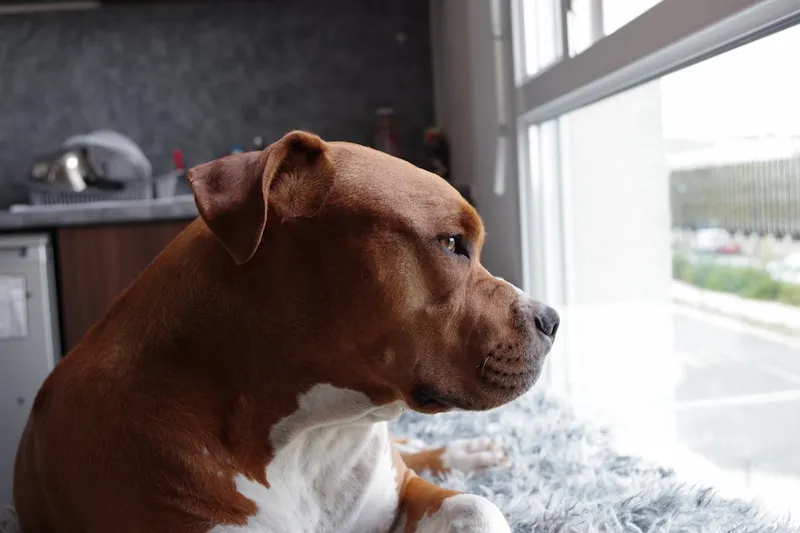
[101,221,317,376]
[86,220,399,477]
[269,383,405,450]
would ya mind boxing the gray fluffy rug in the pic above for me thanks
[390,391,797,533]
[1,390,796,533]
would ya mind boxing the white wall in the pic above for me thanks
[430,0,524,286]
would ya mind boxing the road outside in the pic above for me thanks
[673,305,800,519]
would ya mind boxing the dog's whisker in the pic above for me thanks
[480,355,492,378]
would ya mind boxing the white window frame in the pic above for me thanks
[512,0,800,295]
[516,0,800,125]
[507,0,800,388]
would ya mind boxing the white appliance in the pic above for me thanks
[0,234,60,506]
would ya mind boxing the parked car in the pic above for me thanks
[692,228,742,255]
[766,252,800,285]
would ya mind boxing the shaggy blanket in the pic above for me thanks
[2,390,795,533]
[391,391,796,533]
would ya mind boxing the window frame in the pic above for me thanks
[508,0,800,389]
[516,0,800,125]
[512,0,800,295]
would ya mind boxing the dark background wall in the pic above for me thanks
[0,0,433,207]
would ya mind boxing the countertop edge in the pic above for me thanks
[0,196,199,231]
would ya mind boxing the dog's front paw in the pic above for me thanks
[442,437,508,473]
[417,494,511,533]
[394,437,430,454]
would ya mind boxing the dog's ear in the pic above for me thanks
[187,131,334,265]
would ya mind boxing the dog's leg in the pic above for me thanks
[390,443,511,533]
[394,436,507,476]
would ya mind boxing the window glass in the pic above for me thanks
[535,24,800,518]
[568,0,664,54]
[522,0,562,76]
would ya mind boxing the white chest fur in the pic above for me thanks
[208,384,405,533]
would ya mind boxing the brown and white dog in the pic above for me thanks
[13,131,559,533]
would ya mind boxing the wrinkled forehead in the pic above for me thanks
[327,142,484,243]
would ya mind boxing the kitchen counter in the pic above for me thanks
[0,195,199,231]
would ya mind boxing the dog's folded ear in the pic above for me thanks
[187,131,334,265]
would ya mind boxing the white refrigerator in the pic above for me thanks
[0,233,61,507]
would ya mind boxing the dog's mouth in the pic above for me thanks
[480,358,542,393]
[410,386,470,412]
[409,380,536,413]
[408,343,548,414]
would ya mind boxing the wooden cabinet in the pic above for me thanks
[56,220,190,353]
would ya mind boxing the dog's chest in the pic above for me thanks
[209,421,399,533]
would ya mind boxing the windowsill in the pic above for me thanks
[613,430,800,523]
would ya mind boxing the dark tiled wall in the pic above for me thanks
[0,0,433,207]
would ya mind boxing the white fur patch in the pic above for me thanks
[412,494,511,533]
[208,384,405,533]
[441,437,507,472]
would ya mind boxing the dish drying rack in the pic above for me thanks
[26,171,182,207]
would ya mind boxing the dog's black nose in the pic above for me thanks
[534,305,560,339]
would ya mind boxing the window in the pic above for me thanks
[521,0,665,68]
[520,0,562,76]
[601,0,663,34]
[566,0,598,55]
[523,22,800,519]
[568,0,663,54]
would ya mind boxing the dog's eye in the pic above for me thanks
[438,235,470,258]
[439,236,457,252]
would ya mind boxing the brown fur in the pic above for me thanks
[399,448,448,477]
[13,131,551,533]
[400,476,460,533]
[388,444,458,533]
